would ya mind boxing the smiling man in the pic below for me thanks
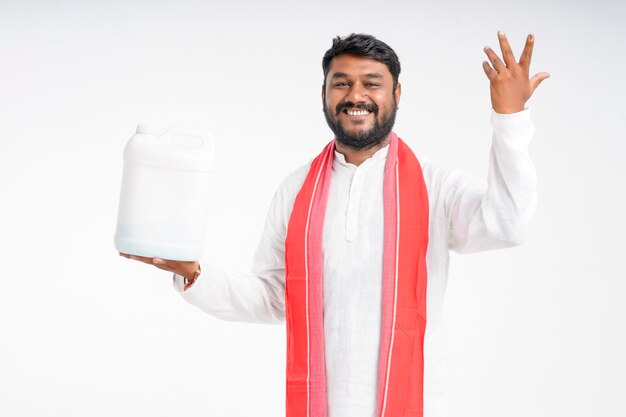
[322,53,400,159]
[120,32,549,417]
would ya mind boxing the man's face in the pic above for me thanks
[322,54,401,151]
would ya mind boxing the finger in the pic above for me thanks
[153,263,174,272]
[152,258,184,273]
[127,254,154,264]
[482,60,497,81]
[519,33,534,71]
[483,46,506,73]
[529,71,551,91]
[496,30,516,68]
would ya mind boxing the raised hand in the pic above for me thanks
[482,31,550,114]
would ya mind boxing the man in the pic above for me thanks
[120,32,549,417]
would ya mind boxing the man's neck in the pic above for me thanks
[334,133,392,166]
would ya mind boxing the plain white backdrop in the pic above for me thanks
[1,0,625,416]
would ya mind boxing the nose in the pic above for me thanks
[345,82,368,104]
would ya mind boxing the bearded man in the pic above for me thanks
[120,31,549,417]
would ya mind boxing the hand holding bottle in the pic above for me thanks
[119,252,199,282]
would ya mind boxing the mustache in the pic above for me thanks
[336,102,378,114]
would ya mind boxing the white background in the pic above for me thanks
[1,1,625,416]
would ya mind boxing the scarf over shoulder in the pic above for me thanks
[284,131,429,417]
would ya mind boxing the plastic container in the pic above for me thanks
[114,125,215,261]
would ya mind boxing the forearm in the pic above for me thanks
[484,107,538,238]
[173,260,285,324]
[446,107,538,253]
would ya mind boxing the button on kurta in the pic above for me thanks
[346,168,364,241]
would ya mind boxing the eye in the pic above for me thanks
[334,82,349,87]
[366,83,380,87]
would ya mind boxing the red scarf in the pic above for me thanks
[284,132,429,417]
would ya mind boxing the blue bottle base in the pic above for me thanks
[114,232,202,262]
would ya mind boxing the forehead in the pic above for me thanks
[326,54,392,80]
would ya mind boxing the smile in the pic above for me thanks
[342,108,373,117]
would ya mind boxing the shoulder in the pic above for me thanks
[277,159,312,199]
[401,140,458,193]
[419,158,481,203]
[266,158,313,231]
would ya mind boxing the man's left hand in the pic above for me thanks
[482,31,550,114]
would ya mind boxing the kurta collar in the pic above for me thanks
[333,142,390,167]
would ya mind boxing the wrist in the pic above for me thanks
[183,262,201,290]
[492,104,525,114]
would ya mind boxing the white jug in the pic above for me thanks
[114,125,215,261]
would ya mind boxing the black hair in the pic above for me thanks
[322,33,401,90]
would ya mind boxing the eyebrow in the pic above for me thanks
[330,72,384,79]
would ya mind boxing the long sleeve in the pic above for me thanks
[171,184,289,324]
[445,106,538,254]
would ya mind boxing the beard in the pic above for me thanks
[323,96,397,151]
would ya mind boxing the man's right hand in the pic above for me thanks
[119,252,199,281]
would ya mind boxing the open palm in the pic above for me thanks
[482,31,550,114]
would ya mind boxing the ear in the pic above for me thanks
[321,83,326,108]
[394,83,401,109]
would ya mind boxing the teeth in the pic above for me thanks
[346,109,370,116]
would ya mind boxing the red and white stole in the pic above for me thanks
[284,131,429,417]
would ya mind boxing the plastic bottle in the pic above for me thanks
[114,125,215,261]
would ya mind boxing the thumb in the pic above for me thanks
[152,258,174,272]
[530,72,550,91]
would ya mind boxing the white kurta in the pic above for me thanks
[173,107,538,417]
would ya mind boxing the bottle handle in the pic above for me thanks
[167,128,216,164]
